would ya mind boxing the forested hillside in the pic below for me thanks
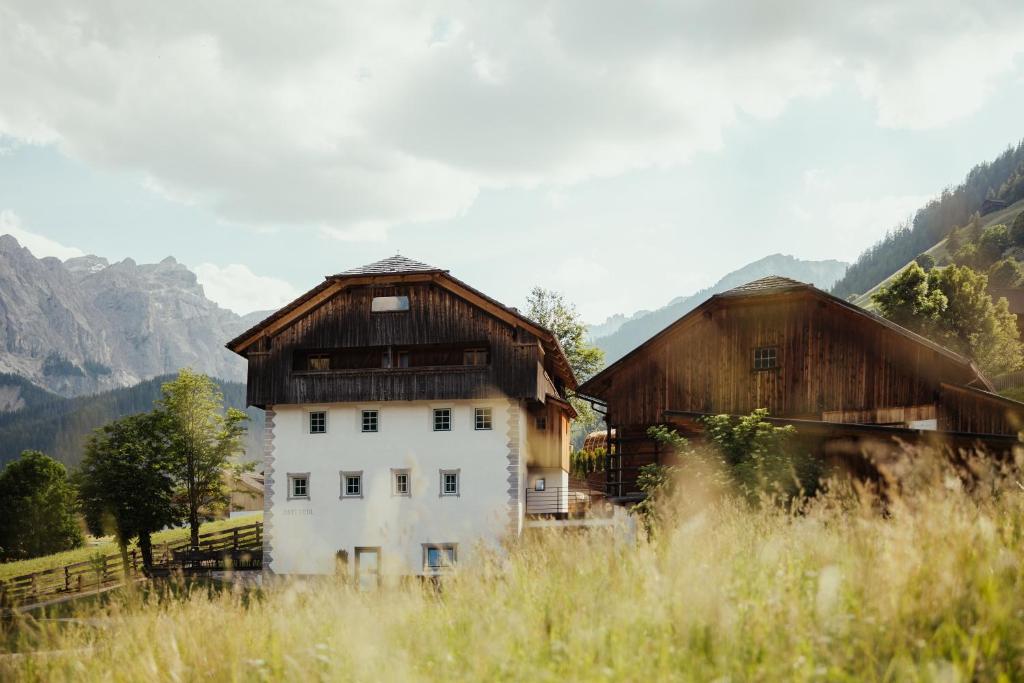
[0,375,263,469]
[832,141,1024,299]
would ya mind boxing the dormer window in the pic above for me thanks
[372,296,409,312]
[463,348,488,366]
[753,347,778,370]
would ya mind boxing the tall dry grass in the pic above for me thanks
[3,449,1024,681]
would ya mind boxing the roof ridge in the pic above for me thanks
[720,275,811,296]
[334,254,443,277]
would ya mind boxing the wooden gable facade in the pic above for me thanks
[227,256,575,409]
[580,276,1024,496]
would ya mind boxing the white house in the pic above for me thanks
[226,255,577,584]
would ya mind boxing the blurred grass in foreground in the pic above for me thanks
[2,452,1023,681]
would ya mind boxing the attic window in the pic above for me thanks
[372,296,409,312]
[753,347,778,371]
[308,354,330,371]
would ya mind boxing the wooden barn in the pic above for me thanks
[579,276,1024,498]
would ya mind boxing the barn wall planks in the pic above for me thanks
[244,282,550,407]
[602,292,980,429]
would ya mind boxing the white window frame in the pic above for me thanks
[474,407,493,431]
[391,468,411,497]
[361,409,379,433]
[308,410,328,434]
[432,408,452,432]
[439,469,460,497]
[339,470,364,500]
[422,543,458,573]
[287,473,310,500]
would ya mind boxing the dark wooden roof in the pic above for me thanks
[226,255,578,389]
[335,255,443,276]
[580,276,992,396]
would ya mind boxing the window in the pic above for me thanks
[371,295,410,312]
[474,407,492,430]
[463,348,488,366]
[535,478,546,492]
[340,471,363,499]
[423,544,457,572]
[396,350,410,368]
[308,354,330,371]
[309,411,327,434]
[753,347,778,370]
[381,350,392,369]
[392,469,410,497]
[288,473,310,500]
[439,469,460,496]
[535,416,547,431]
[361,410,379,433]
[433,408,451,431]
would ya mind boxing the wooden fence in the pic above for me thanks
[0,521,262,607]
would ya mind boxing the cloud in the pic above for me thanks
[192,262,301,315]
[0,1,1021,238]
[0,210,84,260]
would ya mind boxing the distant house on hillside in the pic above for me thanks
[226,471,264,518]
[982,198,1009,215]
[227,255,578,582]
[579,276,1024,498]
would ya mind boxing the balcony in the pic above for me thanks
[524,482,612,528]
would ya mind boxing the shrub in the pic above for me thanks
[988,258,1024,289]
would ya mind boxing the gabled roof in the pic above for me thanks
[336,255,443,276]
[226,255,577,389]
[580,276,992,396]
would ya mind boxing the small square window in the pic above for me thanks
[536,416,547,431]
[535,478,546,492]
[308,354,330,371]
[396,351,410,368]
[362,410,379,433]
[474,407,492,430]
[340,471,363,499]
[754,347,778,371]
[392,469,410,497]
[440,469,459,496]
[423,544,457,572]
[309,411,327,434]
[288,474,309,500]
[463,348,488,366]
[433,409,451,431]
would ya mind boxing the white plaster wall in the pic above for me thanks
[525,468,570,514]
[268,399,522,576]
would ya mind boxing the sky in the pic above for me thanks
[1,2,1023,323]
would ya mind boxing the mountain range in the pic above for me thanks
[589,254,849,363]
[0,234,267,397]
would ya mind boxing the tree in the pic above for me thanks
[976,224,1011,267]
[915,253,936,272]
[159,369,248,548]
[0,451,82,561]
[988,259,1023,289]
[77,411,177,573]
[525,287,606,443]
[873,263,1024,376]
[1011,211,1024,247]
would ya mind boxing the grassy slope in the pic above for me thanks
[851,197,1024,310]
[0,513,262,581]
[2,461,1022,681]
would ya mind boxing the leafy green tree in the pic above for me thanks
[1011,211,1024,246]
[873,263,1023,376]
[0,450,82,561]
[914,253,936,271]
[525,287,606,443]
[976,224,1011,267]
[159,369,248,548]
[77,411,178,573]
[988,259,1024,289]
